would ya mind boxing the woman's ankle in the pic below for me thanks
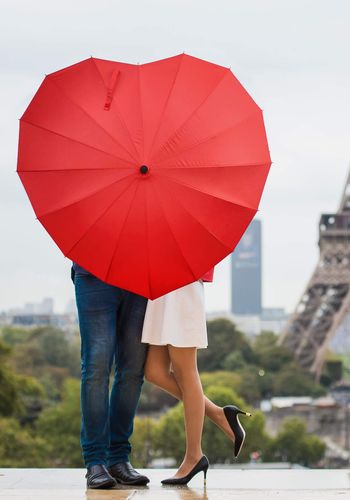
[206,402,222,423]
[184,451,203,463]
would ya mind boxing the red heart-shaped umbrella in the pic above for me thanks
[17,53,271,299]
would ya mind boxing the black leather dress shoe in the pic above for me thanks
[85,464,117,489]
[108,462,150,485]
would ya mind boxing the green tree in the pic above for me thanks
[130,416,157,467]
[200,371,241,393]
[320,354,343,387]
[37,328,79,372]
[201,385,248,463]
[264,417,326,466]
[14,374,45,425]
[0,418,47,467]
[0,340,44,420]
[235,366,263,404]
[198,318,253,372]
[153,403,186,463]
[223,350,246,371]
[8,326,81,394]
[201,385,271,463]
[153,384,271,465]
[241,408,272,462]
[0,326,33,346]
[0,340,20,416]
[36,378,82,467]
[138,380,176,413]
[273,364,326,397]
[253,331,293,372]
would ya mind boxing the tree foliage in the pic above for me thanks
[253,331,293,371]
[0,340,45,421]
[263,417,326,466]
[0,340,20,417]
[36,378,83,467]
[1,326,80,395]
[130,416,158,467]
[198,318,253,371]
[0,323,328,468]
[0,418,47,467]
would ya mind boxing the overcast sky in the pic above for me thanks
[1,0,350,314]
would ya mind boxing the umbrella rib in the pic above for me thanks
[137,63,145,160]
[147,53,185,159]
[20,168,132,172]
[157,160,270,169]
[64,178,138,259]
[159,170,265,211]
[150,68,230,160]
[149,180,198,282]
[154,108,262,165]
[143,181,152,298]
[20,119,135,167]
[158,177,255,250]
[91,58,141,161]
[104,182,141,283]
[36,171,136,219]
[48,77,139,164]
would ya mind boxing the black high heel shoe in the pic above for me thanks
[161,455,209,485]
[223,405,251,458]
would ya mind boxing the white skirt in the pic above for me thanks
[141,280,208,349]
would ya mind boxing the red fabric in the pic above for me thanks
[17,54,271,299]
[201,267,214,282]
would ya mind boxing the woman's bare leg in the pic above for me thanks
[166,345,204,477]
[144,345,235,440]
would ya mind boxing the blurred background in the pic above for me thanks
[1,0,350,469]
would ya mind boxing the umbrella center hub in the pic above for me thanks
[139,165,149,175]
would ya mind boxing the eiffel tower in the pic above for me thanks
[279,169,350,380]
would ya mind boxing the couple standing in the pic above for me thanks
[71,261,250,489]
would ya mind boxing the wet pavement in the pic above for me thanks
[0,468,350,499]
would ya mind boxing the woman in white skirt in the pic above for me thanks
[141,267,251,485]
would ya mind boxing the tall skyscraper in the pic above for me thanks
[231,219,262,315]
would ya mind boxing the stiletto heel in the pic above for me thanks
[203,465,208,485]
[223,405,252,458]
[161,455,209,485]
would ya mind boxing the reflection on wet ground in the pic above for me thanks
[0,468,349,499]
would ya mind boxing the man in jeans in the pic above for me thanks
[71,262,149,489]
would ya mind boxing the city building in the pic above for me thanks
[231,219,262,315]
[7,297,54,315]
[260,307,289,335]
[0,297,78,338]
[206,308,289,337]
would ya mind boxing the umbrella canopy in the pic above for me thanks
[17,53,271,299]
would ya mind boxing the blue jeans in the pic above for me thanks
[72,265,148,467]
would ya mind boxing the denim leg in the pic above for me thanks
[107,291,148,465]
[75,273,122,467]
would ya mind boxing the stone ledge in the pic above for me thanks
[0,468,349,499]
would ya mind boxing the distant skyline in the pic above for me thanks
[1,1,350,314]
[231,220,262,315]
